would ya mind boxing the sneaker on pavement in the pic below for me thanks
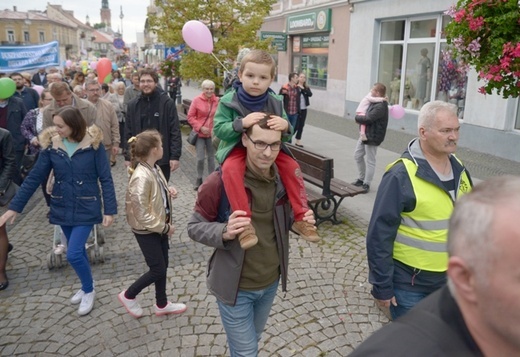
[154,302,187,316]
[78,290,95,316]
[352,179,364,187]
[118,291,143,318]
[71,289,85,305]
[238,223,258,250]
[292,221,321,243]
[362,183,370,193]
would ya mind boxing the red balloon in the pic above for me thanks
[97,58,112,84]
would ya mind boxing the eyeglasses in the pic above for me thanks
[246,134,281,151]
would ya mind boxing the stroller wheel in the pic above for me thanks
[47,252,56,270]
[98,246,105,263]
[89,247,97,265]
[56,253,63,268]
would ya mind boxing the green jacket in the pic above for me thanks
[213,89,292,164]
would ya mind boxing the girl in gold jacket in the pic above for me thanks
[118,129,187,318]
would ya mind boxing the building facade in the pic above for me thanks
[0,7,77,61]
[263,0,520,162]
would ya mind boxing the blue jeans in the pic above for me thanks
[61,225,94,293]
[390,288,430,320]
[287,113,299,139]
[217,279,279,357]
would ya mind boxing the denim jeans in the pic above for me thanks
[390,288,430,320]
[61,225,94,293]
[287,113,299,139]
[217,279,279,357]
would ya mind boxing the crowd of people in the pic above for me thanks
[0,51,517,357]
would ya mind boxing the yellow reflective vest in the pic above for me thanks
[390,157,472,272]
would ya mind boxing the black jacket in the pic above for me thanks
[355,101,388,146]
[125,89,182,164]
[349,286,483,356]
[0,128,16,192]
[4,96,28,153]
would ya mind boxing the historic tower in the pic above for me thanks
[100,0,111,28]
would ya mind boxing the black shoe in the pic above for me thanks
[352,179,364,187]
[7,243,13,253]
[194,178,203,191]
[362,184,370,193]
[0,280,9,291]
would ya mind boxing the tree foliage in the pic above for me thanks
[148,0,277,89]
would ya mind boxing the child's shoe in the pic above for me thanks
[118,291,143,318]
[292,221,321,243]
[238,223,258,250]
[360,133,368,142]
[154,301,187,316]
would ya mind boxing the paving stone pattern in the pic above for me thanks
[0,132,388,356]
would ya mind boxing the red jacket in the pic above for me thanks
[187,93,219,138]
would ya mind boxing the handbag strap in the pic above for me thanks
[201,102,213,127]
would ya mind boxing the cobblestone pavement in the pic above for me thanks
[2,84,517,356]
[0,130,388,357]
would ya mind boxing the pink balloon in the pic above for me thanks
[33,85,44,95]
[90,61,98,70]
[65,60,72,68]
[389,105,405,119]
[182,20,213,54]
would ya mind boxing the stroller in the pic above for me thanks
[47,225,106,270]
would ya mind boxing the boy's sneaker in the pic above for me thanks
[71,289,85,305]
[154,302,187,316]
[292,221,321,243]
[360,133,368,141]
[54,244,66,255]
[118,291,143,318]
[238,224,258,250]
[78,290,95,316]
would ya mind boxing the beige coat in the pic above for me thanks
[126,162,172,235]
[42,93,97,129]
[93,98,120,148]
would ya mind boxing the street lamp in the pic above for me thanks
[119,6,124,38]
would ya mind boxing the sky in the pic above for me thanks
[4,0,149,44]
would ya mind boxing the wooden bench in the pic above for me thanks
[286,143,366,226]
[177,98,192,126]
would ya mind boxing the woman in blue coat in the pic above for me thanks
[0,106,117,316]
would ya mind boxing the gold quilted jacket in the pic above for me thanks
[125,162,172,234]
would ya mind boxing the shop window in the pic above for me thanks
[292,34,328,89]
[377,16,467,117]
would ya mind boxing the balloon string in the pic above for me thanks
[211,53,229,73]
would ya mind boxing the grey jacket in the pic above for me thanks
[187,168,292,306]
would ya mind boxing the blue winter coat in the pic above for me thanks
[8,125,117,226]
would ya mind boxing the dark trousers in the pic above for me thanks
[295,109,307,140]
[126,232,169,307]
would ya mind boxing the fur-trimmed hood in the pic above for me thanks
[39,124,104,151]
